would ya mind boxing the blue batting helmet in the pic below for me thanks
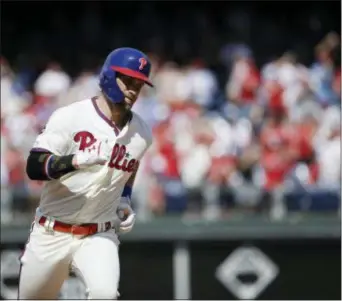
[99,47,153,103]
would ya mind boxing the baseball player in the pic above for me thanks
[18,48,154,299]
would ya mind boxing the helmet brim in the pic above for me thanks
[111,66,154,87]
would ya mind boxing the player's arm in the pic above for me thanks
[121,124,151,198]
[121,164,139,201]
[26,107,76,181]
[26,151,77,181]
[117,166,140,233]
[118,130,152,233]
[26,142,109,181]
[26,107,109,181]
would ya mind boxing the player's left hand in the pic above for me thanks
[117,197,136,234]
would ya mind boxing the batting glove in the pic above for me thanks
[73,139,111,169]
[117,197,136,234]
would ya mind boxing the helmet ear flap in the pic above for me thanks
[99,69,125,103]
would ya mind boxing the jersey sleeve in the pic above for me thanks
[31,107,72,156]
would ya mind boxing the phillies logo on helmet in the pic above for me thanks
[139,58,147,70]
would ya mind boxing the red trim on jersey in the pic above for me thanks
[44,154,54,180]
[91,97,120,136]
[30,147,52,153]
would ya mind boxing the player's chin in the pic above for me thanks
[124,97,135,109]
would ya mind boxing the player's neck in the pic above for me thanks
[96,95,130,129]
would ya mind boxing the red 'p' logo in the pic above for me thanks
[139,58,147,70]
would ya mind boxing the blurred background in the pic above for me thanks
[0,1,341,300]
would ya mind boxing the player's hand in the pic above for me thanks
[117,197,136,234]
[72,139,111,169]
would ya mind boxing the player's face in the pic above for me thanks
[116,74,144,109]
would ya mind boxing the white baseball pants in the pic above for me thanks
[18,222,120,299]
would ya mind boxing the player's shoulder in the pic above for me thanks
[131,111,153,145]
[52,98,93,120]
[60,98,93,113]
[47,98,93,129]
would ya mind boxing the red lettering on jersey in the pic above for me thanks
[113,145,126,169]
[139,58,147,70]
[120,158,129,172]
[109,143,120,165]
[74,131,96,151]
[127,159,138,173]
[108,143,139,172]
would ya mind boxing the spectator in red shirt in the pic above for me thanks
[149,121,187,213]
[259,105,299,191]
[225,53,260,105]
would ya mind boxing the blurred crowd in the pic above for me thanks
[132,33,341,220]
[1,30,340,223]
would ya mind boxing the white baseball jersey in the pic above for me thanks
[32,97,153,223]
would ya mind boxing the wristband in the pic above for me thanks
[122,185,132,198]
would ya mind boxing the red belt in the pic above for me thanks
[38,216,112,236]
